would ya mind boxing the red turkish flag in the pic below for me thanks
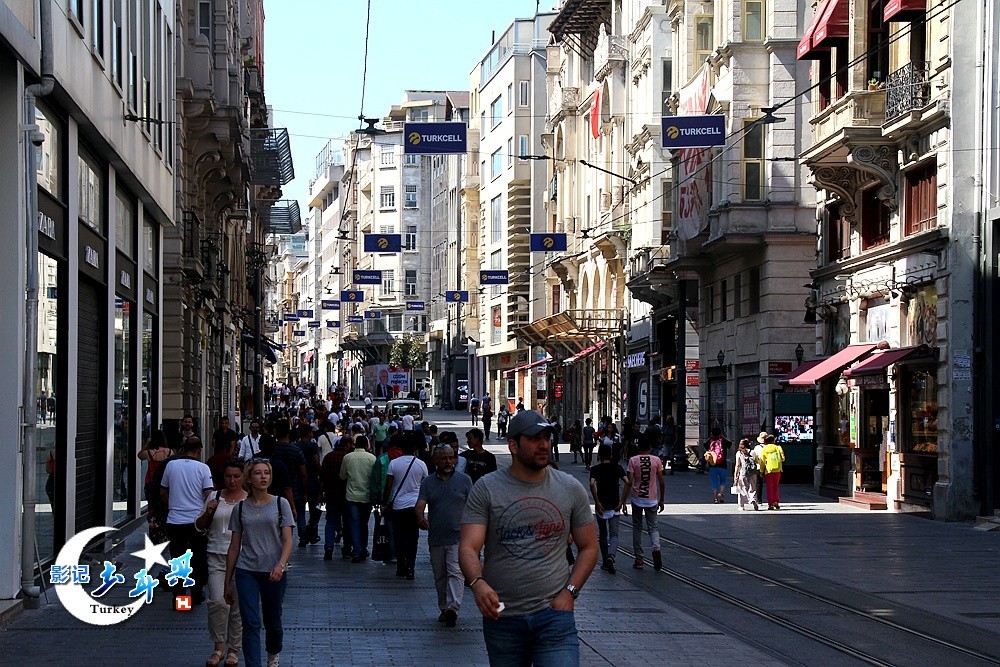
[590,89,600,139]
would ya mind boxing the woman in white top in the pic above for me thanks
[196,459,247,667]
[733,439,759,511]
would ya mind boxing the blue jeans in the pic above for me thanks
[482,607,579,666]
[595,514,619,563]
[323,503,341,550]
[348,501,372,557]
[234,568,287,667]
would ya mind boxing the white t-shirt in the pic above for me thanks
[386,455,428,509]
[318,433,340,461]
[401,414,415,431]
[237,434,262,460]
[161,457,214,525]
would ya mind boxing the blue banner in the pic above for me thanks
[364,311,382,320]
[352,270,383,285]
[283,313,300,322]
[364,234,402,253]
[326,320,340,328]
[445,290,469,303]
[661,115,726,149]
[529,233,568,252]
[307,320,320,328]
[403,122,468,155]
[406,301,425,312]
[341,290,364,303]
[479,270,509,285]
[320,299,340,310]
[348,315,363,323]
[292,330,305,337]
[297,309,314,318]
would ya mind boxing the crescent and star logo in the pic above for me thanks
[377,237,389,249]
[51,527,175,626]
[665,125,680,139]
[408,131,421,145]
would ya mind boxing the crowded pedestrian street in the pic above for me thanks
[1,408,996,666]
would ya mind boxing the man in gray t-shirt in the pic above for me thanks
[460,410,598,665]
[416,444,473,627]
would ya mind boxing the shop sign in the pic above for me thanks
[637,379,649,421]
[855,373,889,389]
[145,288,154,304]
[84,245,100,269]
[626,351,646,369]
[38,212,57,240]
[767,361,792,376]
[118,270,131,289]
[554,382,564,399]
[686,375,700,386]
[685,359,700,372]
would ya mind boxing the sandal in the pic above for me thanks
[225,650,240,666]
[206,650,224,667]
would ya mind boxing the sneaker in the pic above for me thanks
[607,558,616,574]
[267,654,279,667]
[444,609,457,627]
[652,551,663,572]
[774,503,781,510]
[752,501,758,511]
[323,549,333,561]
[437,611,448,623]
[633,557,644,569]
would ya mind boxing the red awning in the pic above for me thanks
[563,340,607,365]
[303,352,314,364]
[843,345,929,376]
[780,358,827,384]
[884,0,925,22]
[786,343,877,385]
[797,0,849,60]
[502,356,552,378]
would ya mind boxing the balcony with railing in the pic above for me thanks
[594,32,627,81]
[884,62,932,124]
[548,86,580,124]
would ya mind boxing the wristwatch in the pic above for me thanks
[564,584,580,599]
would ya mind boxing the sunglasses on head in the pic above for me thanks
[249,457,270,464]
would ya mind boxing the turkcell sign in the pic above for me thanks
[297,309,314,318]
[307,320,321,328]
[326,320,341,328]
[341,290,364,303]
[292,330,306,337]
[480,270,509,285]
[529,233,568,252]
[661,115,726,149]
[283,313,300,322]
[320,299,340,310]
[352,270,383,285]
[348,315,364,323]
[403,122,467,155]
[406,301,425,312]
[445,290,469,303]
[364,311,382,320]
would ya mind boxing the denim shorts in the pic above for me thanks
[710,466,727,488]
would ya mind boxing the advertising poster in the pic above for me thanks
[364,364,411,399]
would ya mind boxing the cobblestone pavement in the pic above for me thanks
[1,408,996,665]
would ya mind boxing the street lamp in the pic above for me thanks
[795,343,805,366]
[717,350,726,368]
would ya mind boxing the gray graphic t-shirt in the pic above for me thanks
[462,466,594,616]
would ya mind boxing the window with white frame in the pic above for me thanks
[490,250,502,297]
[197,1,212,40]
[491,148,502,179]
[381,269,395,296]
[379,224,394,235]
[490,96,502,128]
[410,108,428,122]
[404,153,419,166]
[743,120,764,201]
[70,0,83,23]
[112,0,124,87]
[92,0,105,56]
[507,84,513,114]
[491,195,502,243]
[507,138,513,167]
[405,224,417,250]
[518,135,529,161]
[744,0,765,41]
[405,270,417,296]
[518,80,530,107]
[380,186,395,209]
[380,146,395,166]
[404,184,418,208]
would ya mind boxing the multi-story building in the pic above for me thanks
[474,13,555,411]
[793,0,973,517]
[0,0,175,598]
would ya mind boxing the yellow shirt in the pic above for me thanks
[760,444,785,474]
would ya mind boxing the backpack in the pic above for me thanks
[764,445,783,473]
[709,439,725,465]
[743,451,759,475]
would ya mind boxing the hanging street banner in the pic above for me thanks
[292,330,306,337]
[283,313,300,322]
[445,290,469,303]
[661,114,726,149]
[297,309,314,318]
[348,315,364,323]
[326,320,341,328]
[320,299,340,310]
[364,233,402,253]
[364,311,382,320]
[307,320,321,328]
[341,290,364,303]
[352,270,383,285]
[403,122,468,155]
[529,233,568,252]
[479,270,509,285]
[406,301,425,312]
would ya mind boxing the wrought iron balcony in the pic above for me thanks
[249,128,295,186]
[885,63,931,123]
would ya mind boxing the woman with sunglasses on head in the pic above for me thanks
[198,459,247,667]
[224,459,294,667]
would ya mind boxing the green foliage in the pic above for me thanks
[389,332,426,368]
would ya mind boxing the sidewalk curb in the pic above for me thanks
[0,598,23,628]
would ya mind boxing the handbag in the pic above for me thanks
[371,509,391,562]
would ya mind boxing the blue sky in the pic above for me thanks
[263,0,553,214]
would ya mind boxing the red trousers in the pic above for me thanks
[765,472,781,505]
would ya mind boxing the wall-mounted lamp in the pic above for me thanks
[795,343,804,365]
[717,350,726,368]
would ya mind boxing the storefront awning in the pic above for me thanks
[303,352,314,364]
[786,343,877,385]
[241,332,279,364]
[797,0,849,60]
[843,345,929,377]
[502,356,553,378]
[780,358,827,385]
[563,340,607,365]
[884,0,925,22]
